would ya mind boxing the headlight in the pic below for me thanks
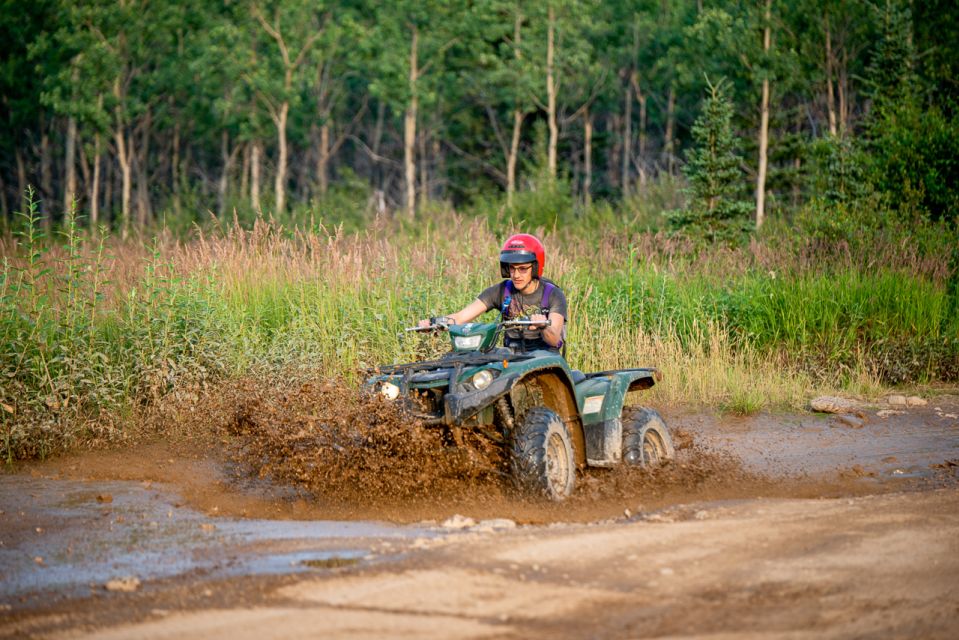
[454,335,483,350]
[471,369,494,390]
[379,382,400,400]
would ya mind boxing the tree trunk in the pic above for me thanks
[756,0,772,231]
[825,14,837,137]
[64,115,77,215]
[507,109,523,207]
[318,120,330,196]
[583,107,592,208]
[404,25,418,217]
[274,101,289,214]
[115,126,131,238]
[506,10,524,208]
[251,140,262,212]
[621,72,633,196]
[664,83,676,174]
[546,5,558,180]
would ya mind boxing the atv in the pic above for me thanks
[366,318,674,500]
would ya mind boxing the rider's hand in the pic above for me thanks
[417,318,432,329]
[529,313,548,328]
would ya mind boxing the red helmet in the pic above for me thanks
[499,233,545,278]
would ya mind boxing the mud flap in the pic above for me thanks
[584,417,622,467]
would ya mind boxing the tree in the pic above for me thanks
[670,79,753,242]
[248,1,331,215]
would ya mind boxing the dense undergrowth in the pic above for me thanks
[1,189,957,461]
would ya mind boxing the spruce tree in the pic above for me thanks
[670,79,753,242]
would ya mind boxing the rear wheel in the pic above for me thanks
[622,407,674,467]
[511,406,575,500]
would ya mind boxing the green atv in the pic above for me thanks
[366,318,674,500]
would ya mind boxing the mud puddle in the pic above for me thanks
[0,474,434,607]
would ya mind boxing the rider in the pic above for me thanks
[419,233,568,352]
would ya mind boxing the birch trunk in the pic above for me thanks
[404,25,418,217]
[64,115,77,215]
[825,14,837,137]
[546,5,558,180]
[274,101,289,214]
[115,126,131,238]
[664,84,676,174]
[755,0,772,231]
[318,120,330,196]
[506,11,524,208]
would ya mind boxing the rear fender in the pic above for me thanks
[575,368,659,467]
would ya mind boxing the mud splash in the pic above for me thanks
[196,376,767,520]
[218,377,500,503]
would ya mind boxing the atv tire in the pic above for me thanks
[622,407,675,467]
[511,406,576,500]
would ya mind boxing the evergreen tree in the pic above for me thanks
[670,79,753,242]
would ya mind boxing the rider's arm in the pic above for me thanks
[542,311,565,347]
[418,298,489,328]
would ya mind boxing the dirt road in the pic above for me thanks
[2,397,958,639]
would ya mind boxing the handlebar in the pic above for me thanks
[405,318,551,332]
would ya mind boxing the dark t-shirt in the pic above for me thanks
[476,278,568,351]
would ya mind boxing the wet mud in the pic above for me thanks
[2,379,957,637]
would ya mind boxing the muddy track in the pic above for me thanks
[1,390,957,638]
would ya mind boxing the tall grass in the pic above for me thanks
[1,192,957,460]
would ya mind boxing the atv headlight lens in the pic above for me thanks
[471,369,494,391]
[379,382,400,400]
[454,335,483,350]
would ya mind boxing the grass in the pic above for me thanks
[1,189,957,461]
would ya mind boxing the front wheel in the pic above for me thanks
[622,407,675,467]
[511,406,576,500]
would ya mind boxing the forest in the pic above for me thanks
[1,0,956,230]
[1,0,958,460]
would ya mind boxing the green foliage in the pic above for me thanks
[669,79,753,243]
[808,134,870,205]
[865,101,959,224]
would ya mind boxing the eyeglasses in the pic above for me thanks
[508,264,533,274]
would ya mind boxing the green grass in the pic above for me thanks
[1,188,957,461]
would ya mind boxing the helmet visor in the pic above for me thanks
[499,250,537,264]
